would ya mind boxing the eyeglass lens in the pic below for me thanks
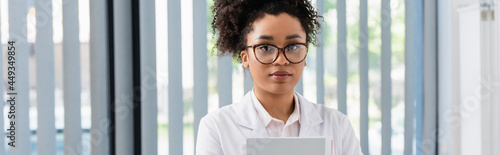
[254,44,307,64]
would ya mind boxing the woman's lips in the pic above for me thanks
[270,71,292,81]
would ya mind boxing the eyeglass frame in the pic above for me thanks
[245,43,309,65]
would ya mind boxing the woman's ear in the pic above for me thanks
[241,50,249,68]
[304,60,307,66]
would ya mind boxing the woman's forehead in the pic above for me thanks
[248,13,306,42]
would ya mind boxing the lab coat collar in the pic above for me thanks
[233,91,323,137]
[295,92,323,137]
[233,92,269,137]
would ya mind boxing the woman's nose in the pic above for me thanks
[273,50,289,65]
[273,50,290,65]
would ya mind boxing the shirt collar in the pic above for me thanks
[251,89,301,127]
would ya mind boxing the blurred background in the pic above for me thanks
[0,0,499,155]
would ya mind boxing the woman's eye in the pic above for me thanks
[287,44,298,51]
[259,45,270,51]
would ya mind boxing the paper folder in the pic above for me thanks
[247,137,333,155]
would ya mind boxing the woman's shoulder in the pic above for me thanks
[309,102,348,119]
[202,92,257,124]
[300,100,355,134]
[296,93,345,115]
[296,94,349,124]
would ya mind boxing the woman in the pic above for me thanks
[196,0,363,154]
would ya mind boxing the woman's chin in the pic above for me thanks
[261,85,295,95]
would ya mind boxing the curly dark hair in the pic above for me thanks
[211,0,322,61]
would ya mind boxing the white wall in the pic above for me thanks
[439,0,500,155]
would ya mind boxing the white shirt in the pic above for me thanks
[251,90,301,137]
[196,91,364,155]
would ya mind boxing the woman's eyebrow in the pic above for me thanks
[254,34,302,41]
[286,34,302,40]
[255,35,274,41]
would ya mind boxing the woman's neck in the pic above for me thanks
[253,88,295,123]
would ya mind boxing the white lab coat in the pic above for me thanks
[196,91,363,155]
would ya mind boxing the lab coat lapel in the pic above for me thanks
[233,92,269,138]
[296,92,323,137]
[249,120,269,138]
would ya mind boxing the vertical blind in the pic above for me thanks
[89,0,110,154]
[0,0,436,154]
[0,2,3,153]
[167,0,184,155]
[35,0,56,154]
[140,0,158,154]
[113,0,135,154]
[8,0,30,154]
[359,0,369,153]
[63,0,83,154]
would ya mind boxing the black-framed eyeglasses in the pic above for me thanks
[246,43,308,64]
